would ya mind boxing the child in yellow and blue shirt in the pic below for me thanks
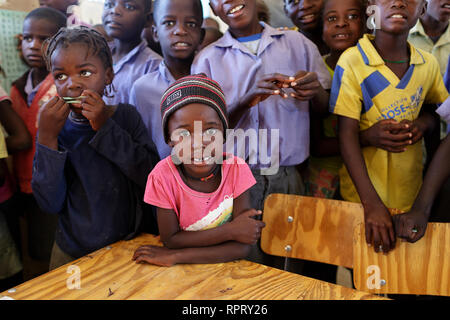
[331,0,449,254]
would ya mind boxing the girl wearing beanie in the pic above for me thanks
[133,74,265,266]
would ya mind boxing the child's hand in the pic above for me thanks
[359,119,412,152]
[37,96,70,150]
[80,89,114,131]
[289,70,321,101]
[230,209,266,244]
[393,210,428,243]
[364,203,396,254]
[244,73,295,107]
[399,119,426,145]
[132,245,178,267]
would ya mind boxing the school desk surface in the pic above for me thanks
[0,233,387,300]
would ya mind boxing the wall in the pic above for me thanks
[0,0,38,12]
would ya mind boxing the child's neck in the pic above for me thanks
[165,56,193,80]
[178,164,222,194]
[373,31,409,62]
[326,50,343,70]
[420,15,449,40]
[30,67,49,88]
[112,37,142,63]
[229,20,263,39]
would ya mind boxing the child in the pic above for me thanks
[305,0,367,200]
[408,0,450,76]
[192,0,331,271]
[0,85,27,291]
[9,7,67,271]
[132,75,265,266]
[331,0,449,254]
[130,0,205,159]
[31,27,160,269]
[283,0,329,55]
[101,0,162,105]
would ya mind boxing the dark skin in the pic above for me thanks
[38,43,114,150]
[340,0,428,254]
[152,0,205,80]
[419,0,450,42]
[132,103,265,266]
[21,18,60,89]
[393,133,450,242]
[102,0,151,63]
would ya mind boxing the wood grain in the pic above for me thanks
[0,234,386,300]
[260,194,364,268]
[353,223,450,296]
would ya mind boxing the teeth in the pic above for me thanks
[174,42,189,47]
[335,34,348,38]
[301,14,315,20]
[445,4,450,8]
[194,156,212,162]
[229,5,244,14]
[391,14,404,18]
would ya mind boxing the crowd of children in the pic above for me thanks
[0,0,449,294]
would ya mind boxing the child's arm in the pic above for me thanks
[393,134,450,242]
[228,73,295,128]
[81,90,160,188]
[338,115,396,253]
[156,190,265,249]
[32,97,70,214]
[132,241,252,267]
[0,99,32,153]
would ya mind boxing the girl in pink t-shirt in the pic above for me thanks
[133,75,265,266]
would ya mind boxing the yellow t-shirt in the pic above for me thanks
[331,34,449,211]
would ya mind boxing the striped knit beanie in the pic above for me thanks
[161,74,228,142]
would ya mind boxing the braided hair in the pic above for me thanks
[42,26,113,73]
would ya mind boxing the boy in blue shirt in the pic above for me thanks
[130,0,205,159]
[102,0,162,105]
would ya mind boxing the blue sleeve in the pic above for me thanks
[444,57,450,93]
[31,142,68,214]
[88,105,160,188]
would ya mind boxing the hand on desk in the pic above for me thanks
[132,245,177,267]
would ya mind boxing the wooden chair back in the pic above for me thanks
[353,222,450,296]
[260,194,363,269]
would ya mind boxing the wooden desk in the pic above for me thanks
[0,234,386,300]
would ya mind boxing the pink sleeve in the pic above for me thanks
[143,169,174,209]
[232,160,256,199]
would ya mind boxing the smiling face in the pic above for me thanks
[322,0,364,52]
[153,0,204,60]
[102,0,150,41]
[167,103,224,177]
[284,0,325,32]
[22,18,60,69]
[369,0,427,35]
[209,0,260,37]
[50,43,113,113]
[424,0,450,22]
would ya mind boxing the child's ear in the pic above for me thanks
[152,24,159,43]
[199,27,206,45]
[420,1,428,17]
[105,67,114,86]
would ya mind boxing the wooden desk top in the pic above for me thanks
[0,234,386,300]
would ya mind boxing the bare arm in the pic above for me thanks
[338,116,395,253]
[157,190,264,249]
